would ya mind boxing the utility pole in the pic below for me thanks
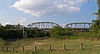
[23,27,25,39]
[23,27,27,39]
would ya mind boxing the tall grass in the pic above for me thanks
[0,38,100,54]
[78,32,100,39]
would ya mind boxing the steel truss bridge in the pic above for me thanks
[7,22,92,39]
[27,22,92,30]
[8,22,92,31]
[5,22,93,32]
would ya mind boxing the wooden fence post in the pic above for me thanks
[49,45,52,51]
[6,47,8,52]
[80,42,83,49]
[22,47,24,52]
[64,44,66,50]
[34,46,37,51]
[12,48,14,52]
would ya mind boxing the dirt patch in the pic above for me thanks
[17,42,48,50]
[94,45,100,47]
[24,46,34,50]
[34,42,47,45]
[89,38,98,40]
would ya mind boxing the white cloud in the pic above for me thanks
[17,17,26,25]
[12,0,89,17]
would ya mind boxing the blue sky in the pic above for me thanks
[0,0,98,26]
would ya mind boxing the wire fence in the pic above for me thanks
[1,39,100,54]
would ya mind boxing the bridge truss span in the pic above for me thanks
[27,22,59,29]
[65,22,92,32]
[65,22,92,29]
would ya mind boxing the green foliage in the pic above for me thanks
[78,31,100,39]
[50,26,64,38]
[97,0,100,19]
[91,1,100,32]
[1,30,23,40]
[0,24,50,40]
[89,0,100,38]
[26,27,49,38]
[0,25,23,40]
[78,32,92,39]
[50,26,74,39]
[64,27,73,36]
[0,37,5,47]
[0,26,4,29]
[91,0,100,32]
[5,24,16,29]
[98,0,100,8]
[91,20,100,32]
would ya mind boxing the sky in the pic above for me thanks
[0,0,98,26]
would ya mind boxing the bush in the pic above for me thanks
[0,37,5,47]
[50,26,74,39]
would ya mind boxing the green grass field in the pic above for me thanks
[1,38,100,54]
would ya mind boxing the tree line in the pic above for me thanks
[0,24,75,40]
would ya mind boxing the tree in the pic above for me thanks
[50,26,64,38]
[91,0,100,32]
[98,0,100,8]
[91,20,100,32]
[0,26,5,38]
[64,27,73,36]
[5,24,15,29]
[0,26,4,30]
[50,26,74,39]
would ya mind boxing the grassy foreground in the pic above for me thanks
[1,38,100,54]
